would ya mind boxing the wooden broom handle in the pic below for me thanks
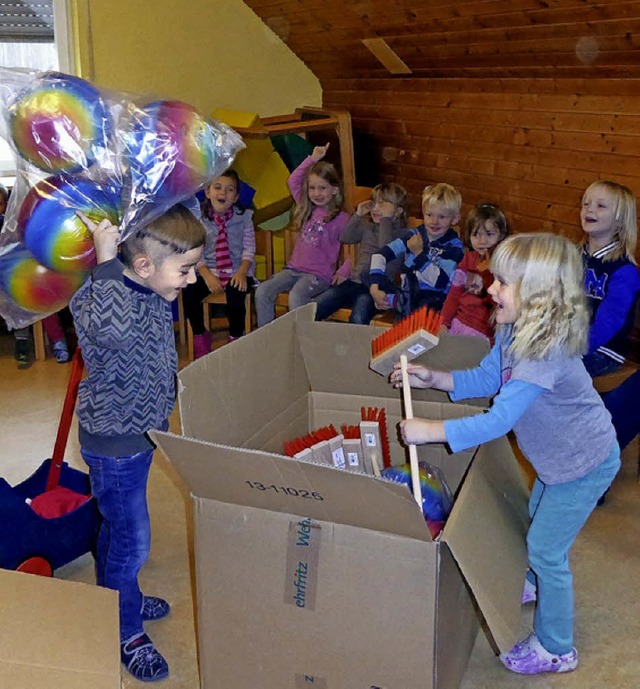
[400,355,423,507]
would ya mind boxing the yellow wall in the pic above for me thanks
[70,0,321,118]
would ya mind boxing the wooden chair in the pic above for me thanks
[182,228,273,360]
[32,320,46,361]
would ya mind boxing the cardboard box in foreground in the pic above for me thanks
[154,306,530,689]
[0,568,120,689]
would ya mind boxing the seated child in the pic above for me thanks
[255,143,349,327]
[369,182,464,316]
[580,180,640,377]
[182,170,256,358]
[313,183,408,324]
[440,203,509,339]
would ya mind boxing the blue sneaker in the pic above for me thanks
[52,340,70,364]
[121,632,169,682]
[141,595,171,622]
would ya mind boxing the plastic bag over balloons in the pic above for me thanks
[0,68,244,328]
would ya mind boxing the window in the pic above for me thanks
[0,0,59,187]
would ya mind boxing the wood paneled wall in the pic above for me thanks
[324,77,640,248]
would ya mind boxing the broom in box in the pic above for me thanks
[369,306,442,506]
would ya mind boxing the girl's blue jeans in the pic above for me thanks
[313,279,378,324]
[81,448,153,643]
[526,443,620,654]
[255,268,329,327]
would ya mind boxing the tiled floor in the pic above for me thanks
[1,329,639,688]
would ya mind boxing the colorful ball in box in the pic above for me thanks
[381,463,453,538]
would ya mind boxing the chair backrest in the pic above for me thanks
[254,228,274,278]
[352,186,373,208]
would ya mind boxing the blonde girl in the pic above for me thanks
[255,143,349,326]
[391,233,619,676]
[581,180,640,376]
[440,202,509,339]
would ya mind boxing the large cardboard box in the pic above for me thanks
[154,306,530,689]
[0,568,120,688]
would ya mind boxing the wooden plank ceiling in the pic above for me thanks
[244,0,640,80]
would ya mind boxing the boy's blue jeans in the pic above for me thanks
[313,279,378,324]
[81,448,153,643]
[526,443,620,654]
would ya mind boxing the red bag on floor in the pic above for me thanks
[30,486,90,519]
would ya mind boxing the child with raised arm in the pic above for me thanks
[313,182,408,324]
[391,233,620,676]
[182,169,256,358]
[440,202,509,340]
[369,182,464,316]
[70,206,206,683]
[255,143,349,326]
[580,180,640,376]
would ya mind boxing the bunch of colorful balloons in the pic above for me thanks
[0,68,243,328]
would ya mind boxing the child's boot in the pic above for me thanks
[193,332,211,360]
[52,340,70,363]
[121,632,169,682]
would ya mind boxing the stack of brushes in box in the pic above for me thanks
[284,408,390,477]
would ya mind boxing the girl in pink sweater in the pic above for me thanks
[255,143,349,326]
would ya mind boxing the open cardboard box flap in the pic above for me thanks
[442,435,530,652]
[0,569,120,689]
[295,317,490,404]
[153,431,431,541]
[178,306,491,448]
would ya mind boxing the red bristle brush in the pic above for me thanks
[369,309,442,505]
[369,305,441,376]
[341,424,361,439]
[360,407,391,469]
